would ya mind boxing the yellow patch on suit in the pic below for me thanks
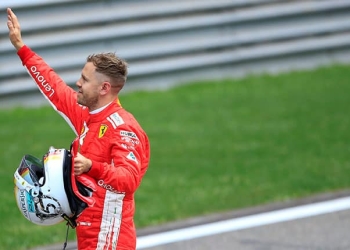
[80,126,85,135]
[117,98,122,107]
[99,124,108,138]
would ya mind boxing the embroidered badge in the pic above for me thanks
[99,124,108,138]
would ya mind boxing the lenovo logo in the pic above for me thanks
[30,66,55,97]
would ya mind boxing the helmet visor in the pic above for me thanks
[15,155,44,192]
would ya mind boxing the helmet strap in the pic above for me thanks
[62,223,70,250]
[61,213,77,229]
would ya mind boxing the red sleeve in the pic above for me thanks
[17,45,84,135]
[87,125,149,193]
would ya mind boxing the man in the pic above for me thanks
[7,8,150,250]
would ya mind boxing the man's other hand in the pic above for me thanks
[74,152,93,176]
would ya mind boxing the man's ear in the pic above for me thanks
[100,81,111,95]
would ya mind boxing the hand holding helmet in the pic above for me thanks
[73,152,92,176]
[14,147,95,227]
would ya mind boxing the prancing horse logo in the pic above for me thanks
[99,124,108,138]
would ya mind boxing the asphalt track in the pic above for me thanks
[32,190,350,250]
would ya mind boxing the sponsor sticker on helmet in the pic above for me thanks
[18,189,30,220]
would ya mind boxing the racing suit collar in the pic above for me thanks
[90,101,112,115]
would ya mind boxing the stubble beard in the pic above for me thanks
[77,93,99,110]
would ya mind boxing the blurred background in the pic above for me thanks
[1,0,350,106]
[1,0,350,249]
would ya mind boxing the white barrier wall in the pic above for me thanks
[1,0,350,107]
[0,0,75,8]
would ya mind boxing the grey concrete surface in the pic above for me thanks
[147,209,350,250]
[30,190,350,250]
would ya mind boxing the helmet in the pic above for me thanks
[14,146,95,227]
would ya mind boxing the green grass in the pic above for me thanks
[1,64,350,249]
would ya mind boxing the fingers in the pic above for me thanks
[7,8,19,29]
[7,10,13,30]
[73,153,91,175]
[74,159,83,175]
[74,159,82,175]
[74,167,83,176]
[7,8,13,25]
[7,8,16,21]
[6,8,24,51]
[7,8,12,21]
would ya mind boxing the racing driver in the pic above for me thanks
[7,8,150,250]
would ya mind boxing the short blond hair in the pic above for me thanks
[87,53,128,89]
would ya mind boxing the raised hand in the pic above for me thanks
[7,8,24,51]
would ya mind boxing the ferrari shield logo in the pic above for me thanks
[99,124,108,138]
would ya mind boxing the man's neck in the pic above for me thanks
[90,101,113,114]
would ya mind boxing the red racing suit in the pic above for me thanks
[17,46,150,250]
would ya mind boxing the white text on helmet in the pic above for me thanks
[19,190,29,220]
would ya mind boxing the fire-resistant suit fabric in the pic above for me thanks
[17,45,150,250]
